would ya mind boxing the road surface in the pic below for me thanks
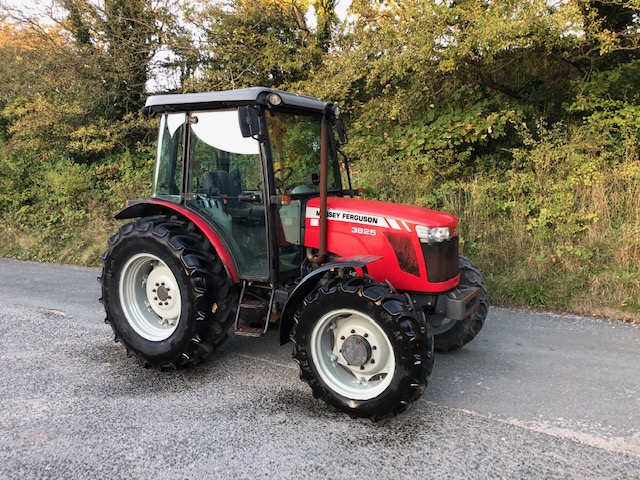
[0,258,638,479]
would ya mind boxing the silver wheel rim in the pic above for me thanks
[309,308,396,401]
[119,253,182,341]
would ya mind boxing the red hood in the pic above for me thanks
[305,197,458,233]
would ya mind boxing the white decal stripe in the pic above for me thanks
[305,207,390,228]
[387,218,402,230]
[401,221,412,232]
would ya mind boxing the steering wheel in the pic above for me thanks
[255,166,295,194]
[274,166,294,194]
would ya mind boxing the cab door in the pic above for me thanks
[185,110,270,280]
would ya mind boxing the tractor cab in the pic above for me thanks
[145,88,345,285]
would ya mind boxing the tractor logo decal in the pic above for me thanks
[306,207,412,232]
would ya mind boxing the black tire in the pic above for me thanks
[428,255,489,353]
[292,277,434,420]
[98,216,237,369]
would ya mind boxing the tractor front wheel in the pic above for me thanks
[428,255,489,353]
[292,277,434,420]
[99,216,236,369]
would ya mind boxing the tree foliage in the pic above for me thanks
[0,0,185,162]
[183,0,336,90]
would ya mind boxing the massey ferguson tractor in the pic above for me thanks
[99,87,489,419]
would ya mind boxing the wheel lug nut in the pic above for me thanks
[372,346,377,350]
[161,282,165,286]
[155,283,159,287]
[370,359,375,364]
[154,297,158,301]
[168,296,171,300]
[350,329,355,334]
[152,289,156,293]
[364,333,368,338]
[360,366,365,370]
[340,336,345,340]
[164,302,169,305]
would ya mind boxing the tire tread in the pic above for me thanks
[292,278,434,420]
[99,215,237,369]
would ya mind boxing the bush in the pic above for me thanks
[0,149,153,265]
[428,122,640,320]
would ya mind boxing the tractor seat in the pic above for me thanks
[201,170,242,205]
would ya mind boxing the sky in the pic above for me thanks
[335,0,351,20]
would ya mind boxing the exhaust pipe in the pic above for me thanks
[309,114,329,265]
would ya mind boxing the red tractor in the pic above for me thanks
[99,88,489,419]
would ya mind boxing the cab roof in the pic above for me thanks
[143,87,334,116]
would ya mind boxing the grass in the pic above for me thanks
[437,157,640,323]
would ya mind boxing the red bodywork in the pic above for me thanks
[137,196,459,294]
[304,197,460,293]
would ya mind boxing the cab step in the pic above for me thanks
[234,326,266,337]
[233,281,275,337]
[239,298,269,310]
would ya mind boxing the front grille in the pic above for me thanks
[421,236,459,283]
[385,232,420,277]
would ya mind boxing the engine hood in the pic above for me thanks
[305,197,458,233]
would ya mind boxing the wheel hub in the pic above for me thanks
[340,335,371,366]
[145,264,180,321]
[156,286,170,302]
[310,309,396,401]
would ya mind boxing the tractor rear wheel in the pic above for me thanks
[428,255,489,353]
[99,216,236,369]
[292,277,434,420]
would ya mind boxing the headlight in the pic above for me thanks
[415,225,452,244]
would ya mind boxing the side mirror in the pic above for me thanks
[336,119,348,145]
[308,173,320,185]
[238,106,261,138]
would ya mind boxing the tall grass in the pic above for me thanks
[0,150,153,265]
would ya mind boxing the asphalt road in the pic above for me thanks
[0,258,639,479]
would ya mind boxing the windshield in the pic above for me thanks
[153,113,186,201]
[265,111,341,195]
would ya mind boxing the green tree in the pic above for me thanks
[186,0,336,90]
[303,0,640,201]
[0,0,187,161]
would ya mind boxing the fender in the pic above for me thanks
[115,199,239,283]
[279,255,382,345]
